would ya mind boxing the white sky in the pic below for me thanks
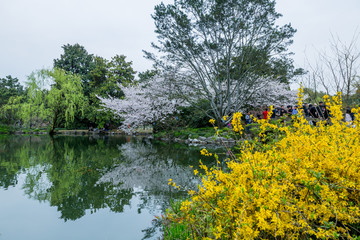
[0,0,359,86]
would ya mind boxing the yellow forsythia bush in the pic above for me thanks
[168,91,360,239]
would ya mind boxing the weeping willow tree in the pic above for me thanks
[22,68,87,135]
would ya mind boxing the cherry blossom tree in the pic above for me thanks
[101,70,297,129]
[145,0,303,124]
[100,74,189,131]
[245,80,298,108]
[170,71,298,117]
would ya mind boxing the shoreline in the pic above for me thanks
[1,129,238,148]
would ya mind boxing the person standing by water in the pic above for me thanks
[271,107,277,119]
[322,105,330,120]
[303,103,309,117]
[348,107,355,121]
[262,108,269,120]
[345,108,353,126]
[287,105,293,116]
[292,106,298,116]
[279,105,287,117]
[309,104,318,118]
[317,102,325,119]
[245,111,252,133]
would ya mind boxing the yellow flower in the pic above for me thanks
[223,115,228,121]
[231,112,243,132]
[200,148,212,156]
[164,88,360,239]
[200,148,207,155]
[209,119,215,125]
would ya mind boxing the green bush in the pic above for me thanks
[0,124,14,134]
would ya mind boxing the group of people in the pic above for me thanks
[244,102,356,127]
[274,102,331,120]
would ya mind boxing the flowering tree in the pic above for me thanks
[165,91,360,239]
[100,74,188,130]
[146,0,303,123]
[101,72,297,129]
[172,72,298,119]
[246,80,298,108]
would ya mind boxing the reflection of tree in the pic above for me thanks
[0,135,211,239]
[99,140,200,194]
[0,136,134,221]
[97,139,207,216]
[42,136,135,221]
[0,141,20,188]
[0,136,46,189]
[97,139,205,239]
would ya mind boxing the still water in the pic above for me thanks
[0,135,215,240]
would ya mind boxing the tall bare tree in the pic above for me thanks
[305,32,360,105]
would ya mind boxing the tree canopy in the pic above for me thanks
[0,76,26,124]
[22,68,87,134]
[0,75,24,107]
[53,43,136,128]
[147,0,302,123]
[54,43,94,77]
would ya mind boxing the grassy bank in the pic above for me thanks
[0,124,48,134]
[0,125,15,134]
[154,127,218,140]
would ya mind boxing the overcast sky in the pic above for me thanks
[0,0,359,86]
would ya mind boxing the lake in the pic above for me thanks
[0,135,218,240]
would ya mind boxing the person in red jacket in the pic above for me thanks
[263,108,269,120]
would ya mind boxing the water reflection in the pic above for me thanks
[0,135,209,239]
